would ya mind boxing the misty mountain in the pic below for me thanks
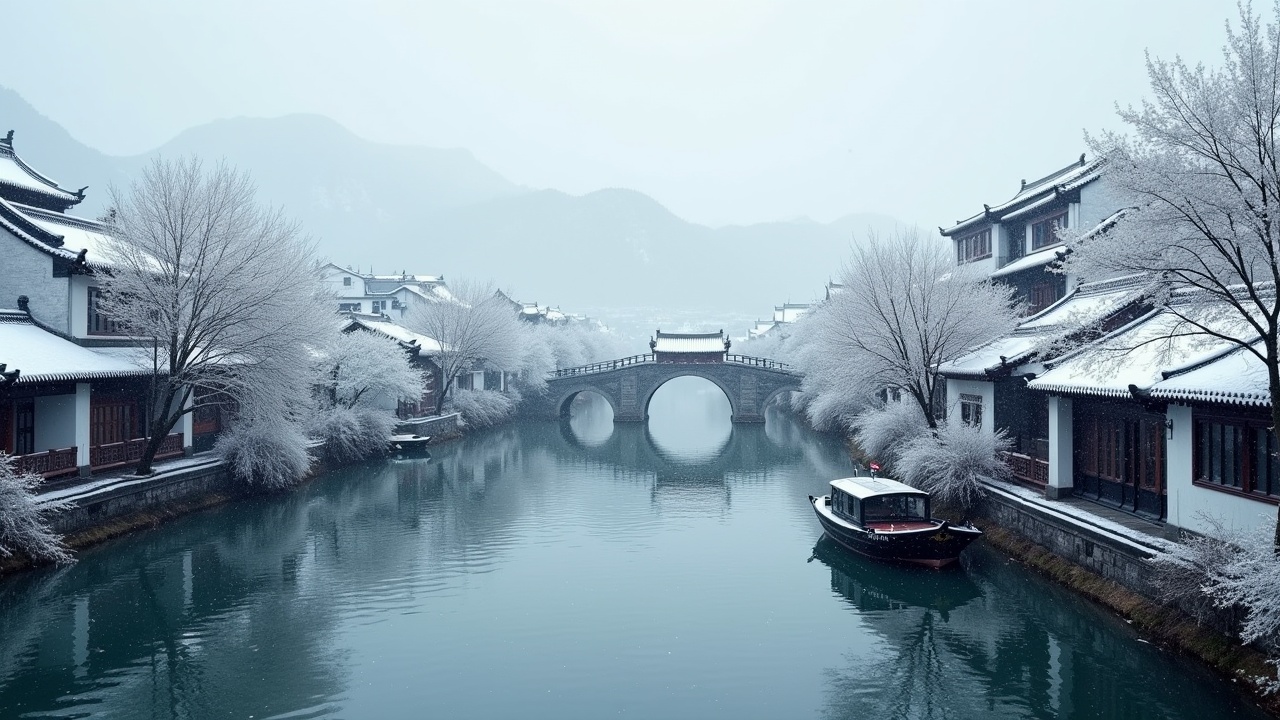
[0,87,908,312]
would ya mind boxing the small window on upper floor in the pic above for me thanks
[338,302,361,313]
[956,229,991,264]
[343,276,352,287]
[1031,210,1068,250]
[87,287,128,336]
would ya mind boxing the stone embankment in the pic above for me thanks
[1,413,466,577]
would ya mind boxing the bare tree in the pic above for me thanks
[101,157,327,475]
[1063,2,1280,543]
[404,281,523,414]
[801,229,1021,429]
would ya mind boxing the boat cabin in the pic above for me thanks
[829,477,931,527]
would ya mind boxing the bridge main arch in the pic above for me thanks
[532,355,802,425]
[638,369,738,422]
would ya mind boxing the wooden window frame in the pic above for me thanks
[956,228,992,264]
[1031,210,1069,251]
[87,287,129,336]
[1193,412,1280,503]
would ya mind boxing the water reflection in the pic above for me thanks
[565,392,613,446]
[816,540,1262,719]
[0,397,1269,719]
[645,376,732,461]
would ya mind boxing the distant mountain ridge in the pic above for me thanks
[0,86,910,311]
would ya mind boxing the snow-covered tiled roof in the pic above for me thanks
[342,314,444,355]
[0,133,82,211]
[1149,343,1270,407]
[0,311,149,384]
[991,243,1067,278]
[941,156,1104,237]
[11,203,115,267]
[652,331,727,354]
[938,275,1146,379]
[938,334,1044,379]
[1029,301,1261,400]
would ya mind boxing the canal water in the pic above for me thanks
[0,378,1268,719]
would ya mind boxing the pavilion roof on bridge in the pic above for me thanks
[651,329,729,355]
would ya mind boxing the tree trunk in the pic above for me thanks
[134,386,180,476]
[1269,342,1280,554]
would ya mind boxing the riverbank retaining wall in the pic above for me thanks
[974,484,1161,599]
[49,458,234,537]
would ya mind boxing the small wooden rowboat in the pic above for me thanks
[809,476,982,568]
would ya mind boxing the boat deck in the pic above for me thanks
[864,520,935,533]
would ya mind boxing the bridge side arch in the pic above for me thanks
[761,382,803,414]
[551,382,620,419]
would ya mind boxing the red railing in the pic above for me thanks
[13,446,79,479]
[90,433,184,471]
[1001,451,1049,487]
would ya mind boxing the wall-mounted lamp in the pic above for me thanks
[1165,418,1174,440]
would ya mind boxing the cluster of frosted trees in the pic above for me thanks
[751,229,1020,516]
[0,157,623,564]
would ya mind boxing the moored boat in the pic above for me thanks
[809,476,981,568]
[388,434,432,455]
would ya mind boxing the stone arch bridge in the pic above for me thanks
[526,353,803,423]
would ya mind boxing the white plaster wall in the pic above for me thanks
[33,393,77,451]
[945,377,995,436]
[1165,403,1277,534]
[0,231,70,332]
[69,275,92,338]
[321,266,367,299]
[1076,177,1118,230]
[75,383,90,468]
[991,223,1009,267]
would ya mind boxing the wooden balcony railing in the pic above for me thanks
[90,433,184,471]
[1001,451,1049,487]
[12,446,79,479]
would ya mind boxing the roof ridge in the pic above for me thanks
[1159,337,1263,381]
[1020,154,1090,193]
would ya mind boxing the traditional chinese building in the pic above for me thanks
[650,330,730,364]
[0,131,196,477]
[940,154,1115,315]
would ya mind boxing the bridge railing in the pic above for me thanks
[551,353,654,378]
[725,354,794,372]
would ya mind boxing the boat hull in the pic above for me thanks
[809,495,981,568]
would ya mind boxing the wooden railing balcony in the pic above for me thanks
[1001,451,1049,487]
[12,446,79,479]
[90,433,184,471]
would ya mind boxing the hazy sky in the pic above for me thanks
[2,1,1242,228]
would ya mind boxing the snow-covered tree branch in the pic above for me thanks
[100,156,329,477]
[798,229,1020,430]
[1062,2,1280,544]
[404,281,525,414]
[310,330,426,462]
[0,454,73,564]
